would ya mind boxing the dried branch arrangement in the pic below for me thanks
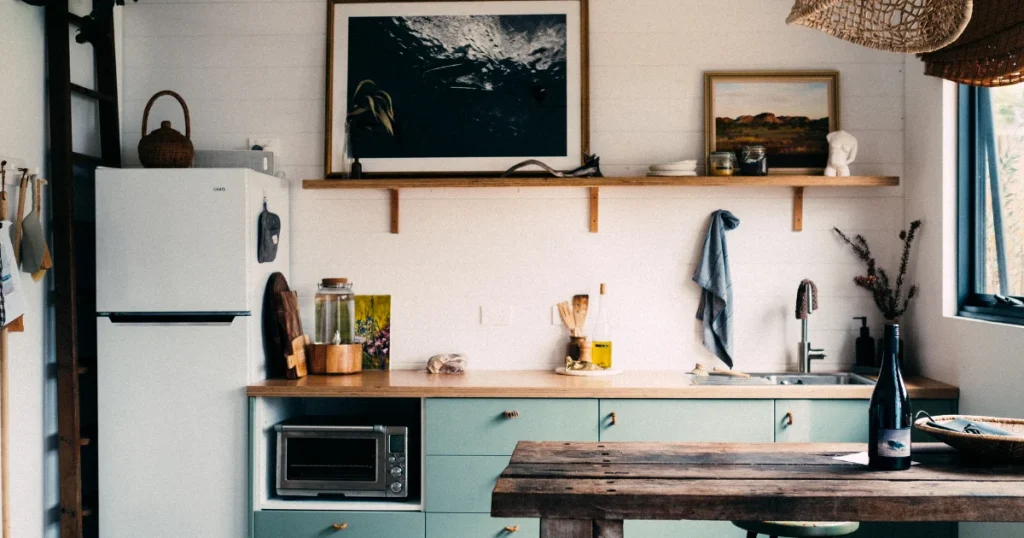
[834,220,922,320]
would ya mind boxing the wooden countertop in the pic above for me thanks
[246,370,959,399]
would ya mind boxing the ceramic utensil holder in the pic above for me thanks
[307,343,362,375]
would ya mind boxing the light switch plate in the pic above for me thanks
[480,305,513,326]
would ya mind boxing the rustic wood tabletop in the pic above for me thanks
[492,442,1024,538]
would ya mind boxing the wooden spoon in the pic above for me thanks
[572,294,589,337]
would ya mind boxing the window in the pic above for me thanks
[959,84,1024,325]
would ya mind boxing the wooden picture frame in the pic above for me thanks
[325,0,590,177]
[704,70,840,175]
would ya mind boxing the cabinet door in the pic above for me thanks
[775,400,868,443]
[599,400,774,442]
[254,511,424,538]
[427,513,539,538]
[775,399,960,443]
[625,520,741,538]
[426,399,598,456]
[599,400,771,538]
[425,456,510,513]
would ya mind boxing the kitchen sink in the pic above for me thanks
[689,372,875,386]
[760,373,875,385]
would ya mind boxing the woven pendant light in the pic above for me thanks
[922,0,1024,87]
[787,0,973,54]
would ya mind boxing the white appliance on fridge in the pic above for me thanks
[95,168,289,537]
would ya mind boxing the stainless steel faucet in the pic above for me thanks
[798,284,826,373]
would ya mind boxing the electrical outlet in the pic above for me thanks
[247,137,282,158]
[480,305,513,326]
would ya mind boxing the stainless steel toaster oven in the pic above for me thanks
[275,423,408,498]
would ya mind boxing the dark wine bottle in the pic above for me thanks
[868,323,912,470]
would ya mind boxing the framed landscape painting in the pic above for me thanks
[704,71,839,174]
[326,0,589,176]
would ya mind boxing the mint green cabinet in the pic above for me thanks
[775,399,959,443]
[426,399,598,456]
[427,513,539,538]
[774,400,868,443]
[253,511,423,538]
[599,400,772,537]
[625,520,739,537]
[599,400,774,442]
[425,456,509,513]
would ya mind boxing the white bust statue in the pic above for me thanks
[824,130,858,177]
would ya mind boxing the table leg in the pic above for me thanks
[539,519,624,538]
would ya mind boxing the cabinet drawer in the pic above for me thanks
[775,399,959,443]
[427,513,538,538]
[598,400,774,442]
[625,520,739,537]
[425,456,508,513]
[426,399,598,455]
[253,510,424,538]
[775,400,867,443]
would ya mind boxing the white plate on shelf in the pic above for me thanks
[650,160,698,172]
[647,171,698,177]
[555,367,623,377]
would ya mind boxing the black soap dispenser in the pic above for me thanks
[853,317,876,373]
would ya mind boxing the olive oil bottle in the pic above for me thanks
[591,283,612,369]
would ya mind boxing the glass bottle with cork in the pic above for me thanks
[591,283,612,369]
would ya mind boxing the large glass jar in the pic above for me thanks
[314,278,355,344]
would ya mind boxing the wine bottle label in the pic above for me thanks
[876,428,911,457]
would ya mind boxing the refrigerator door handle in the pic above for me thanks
[103,313,248,324]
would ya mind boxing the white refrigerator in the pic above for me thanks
[95,168,289,537]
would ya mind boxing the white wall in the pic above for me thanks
[903,59,1024,538]
[121,0,908,372]
[0,1,58,537]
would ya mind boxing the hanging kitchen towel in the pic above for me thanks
[0,222,27,328]
[692,210,740,368]
[257,200,280,264]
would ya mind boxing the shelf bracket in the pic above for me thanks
[589,187,599,233]
[390,189,399,234]
[792,187,804,232]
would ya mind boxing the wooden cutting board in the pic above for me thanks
[262,273,306,379]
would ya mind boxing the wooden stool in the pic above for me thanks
[733,521,860,538]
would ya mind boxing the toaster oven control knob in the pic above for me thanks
[390,466,403,477]
[390,482,403,493]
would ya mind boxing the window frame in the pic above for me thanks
[957,84,1024,325]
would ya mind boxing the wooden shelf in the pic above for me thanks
[302,175,898,189]
[301,175,900,233]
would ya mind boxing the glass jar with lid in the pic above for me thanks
[708,151,737,176]
[314,278,355,345]
[740,145,768,176]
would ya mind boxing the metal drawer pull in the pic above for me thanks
[331,522,348,531]
[503,410,519,419]
[504,525,520,532]
[610,412,617,426]
[784,411,794,426]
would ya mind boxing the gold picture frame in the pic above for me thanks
[325,0,591,178]
[704,70,839,175]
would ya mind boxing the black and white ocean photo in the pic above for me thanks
[329,1,584,175]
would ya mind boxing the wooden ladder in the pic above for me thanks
[44,4,122,537]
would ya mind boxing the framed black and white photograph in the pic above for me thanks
[326,0,589,176]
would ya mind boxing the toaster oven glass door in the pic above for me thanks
[279,430,386,492]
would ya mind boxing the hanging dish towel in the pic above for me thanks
[692,210,740,368]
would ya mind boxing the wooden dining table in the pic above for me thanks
[491,441,1024,538]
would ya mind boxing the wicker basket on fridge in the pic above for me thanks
[137,90,194,168]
